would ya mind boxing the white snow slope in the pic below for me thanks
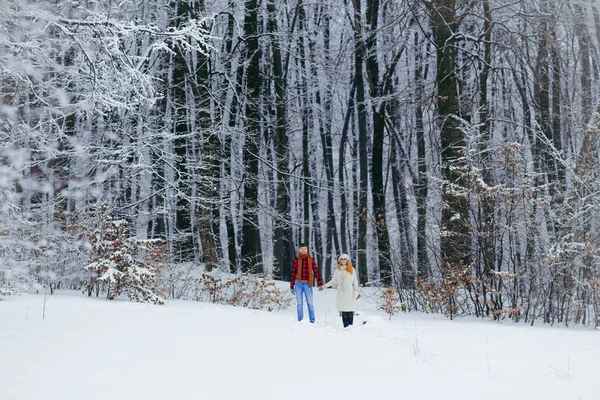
[1,289,598,400]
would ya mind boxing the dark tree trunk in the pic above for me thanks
[224,0,241,273]
[352,0,369,284]
[365,0,393,286]
[390,132,413,288]
[476,0,495,311]
[302,121,310,244]
[170,0,195,261]
[310,4,337,280]
[268,0,293,280]
[339,79,357,256]
[240,0,263,273]
[575,3,593,124]
[297,0,311,244]
[512,61,538,320]
[414,32,430,279]
[427,0,470,271]
[185,0,220,271]
[310,168,325,279]
[550,29,564,187]
[573,2,599,328]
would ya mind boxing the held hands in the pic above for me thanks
[318,286,324,291]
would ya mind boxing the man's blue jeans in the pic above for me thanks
[294,281,315,323]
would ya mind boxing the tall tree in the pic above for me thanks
[364,0,406,286]
[168,1,196,261]
[413,30,431,278]
[474,0,496,315]
[352,0,370,284]
[268,0,293,280]
[297,0,311,245]
[339,80,357,257]
[193,2,221,271]
[426,0,470,270]
[221,1,240,273]
[240,0,263,273]
[312,3,339,280]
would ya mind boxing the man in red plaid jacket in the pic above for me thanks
[290,243,324,323]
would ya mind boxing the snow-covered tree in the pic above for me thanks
[85,211,166,304]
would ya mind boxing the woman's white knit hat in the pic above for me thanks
[338,253,350,261]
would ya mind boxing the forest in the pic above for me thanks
[1,0,600,327]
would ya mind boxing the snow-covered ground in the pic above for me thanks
[1,288,598,400]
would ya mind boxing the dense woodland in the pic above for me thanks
[2,0,600,327]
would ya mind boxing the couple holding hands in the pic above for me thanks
[290,243,359,328]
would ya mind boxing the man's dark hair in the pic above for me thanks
[299,242,308,248]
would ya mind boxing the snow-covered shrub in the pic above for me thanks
[416,267,470,318]
[158,262,202,300]
[194,273,225,304]
[191,272,292,311]
[84,216,167,304]
[0,275,14,296]
[236,276,293,312]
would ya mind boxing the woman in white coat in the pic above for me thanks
[324,254,359,327]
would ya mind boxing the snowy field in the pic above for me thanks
[1,288,598,400]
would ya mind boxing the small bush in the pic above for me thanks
[416,267,470,318]
[192,272,293,312]
[0,282,14,297]
[379,288,405,320]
